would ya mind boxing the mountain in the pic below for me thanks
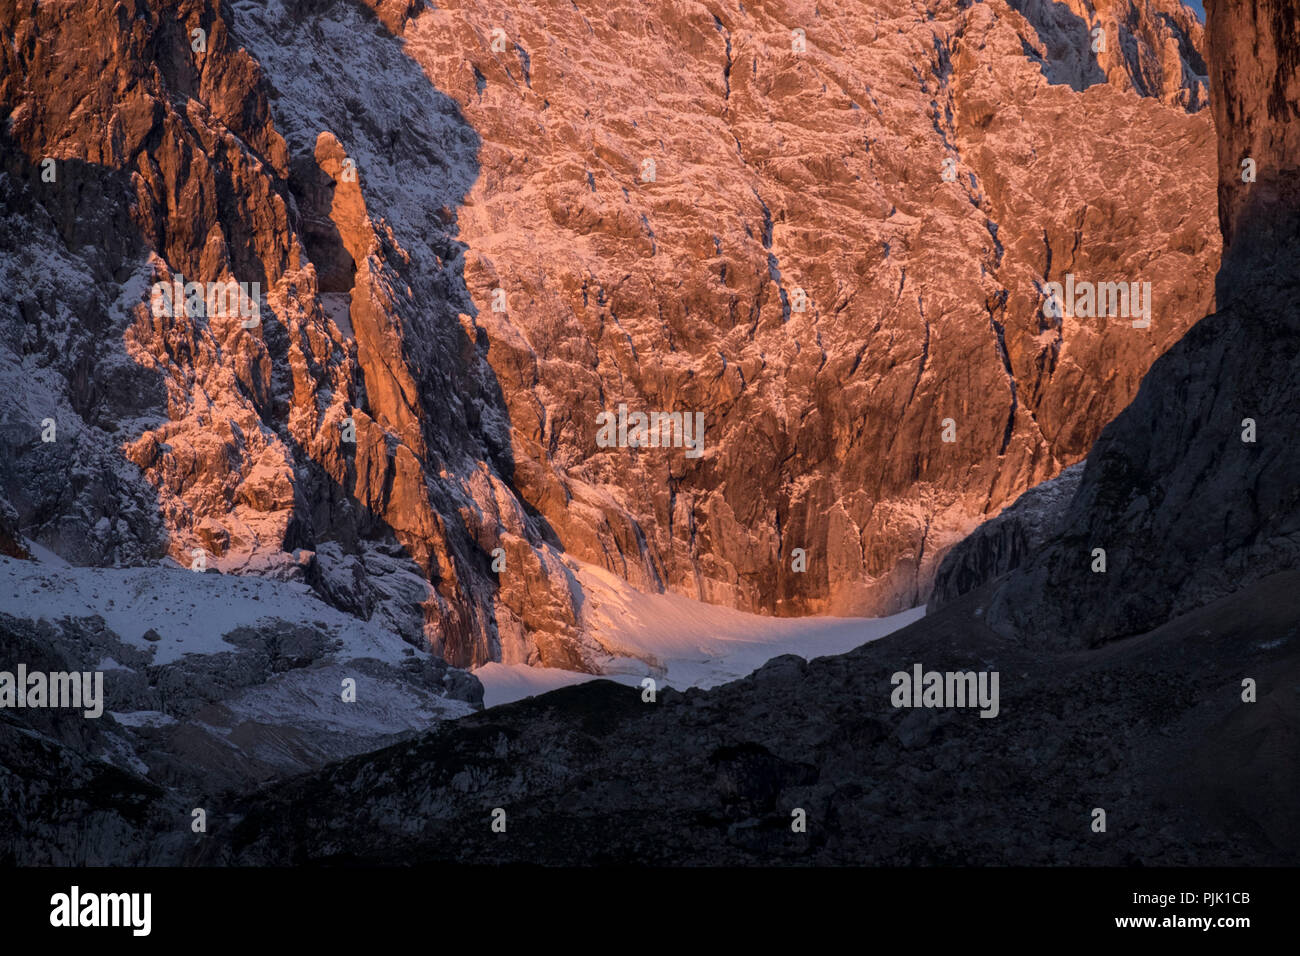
[1,0,1217,674]
[980,0,1300,646]
[7,0,1284,867]
[205,0,1300,867]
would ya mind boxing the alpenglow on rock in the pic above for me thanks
[986,0,1300,647]
[0,0,1218,668]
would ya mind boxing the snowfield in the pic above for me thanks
[474,559,924,707]
[3,542,921,728]
[2,544,425,667]
[0,547,480,787]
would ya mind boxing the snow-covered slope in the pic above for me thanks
[475,558,924,706]
[6,544,449,668]
[8,535,921,761]
[0,548,481,792]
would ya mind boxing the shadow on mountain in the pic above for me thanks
[1,0,577,671]
[0,128,171,568]
[227,0,576,668]
[208,0,1299,867]
[1006,0,1108,92]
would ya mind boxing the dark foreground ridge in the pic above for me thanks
[213,571,1300,865]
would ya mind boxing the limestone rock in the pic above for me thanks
[986,0,1300,647]
[0,0,1220,669]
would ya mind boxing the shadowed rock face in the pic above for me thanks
[927,460,1082,612]
[985,0,1300,647]
[1,0,1217,669]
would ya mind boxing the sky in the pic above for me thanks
[1188,0,1205,19]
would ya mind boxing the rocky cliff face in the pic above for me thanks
[1206,0,1300,304]
[985,0,1300,647]
[2,0,575,669]
[927,460,1082,611]
[203,1,1300,868]
[1008,0,1209,108]
[1,0,1218,670]
[378,0,1217,624]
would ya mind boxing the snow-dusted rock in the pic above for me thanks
[0,0,1219,670]
[0,553,481,795]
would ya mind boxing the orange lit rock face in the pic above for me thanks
[0,0,1217,668]
[366,0,1218,620]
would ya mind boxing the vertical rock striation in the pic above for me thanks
[987,0,1300,646]
[1,0,1221,668]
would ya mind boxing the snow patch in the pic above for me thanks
[1,551,430,668]
[474,559,923,707]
